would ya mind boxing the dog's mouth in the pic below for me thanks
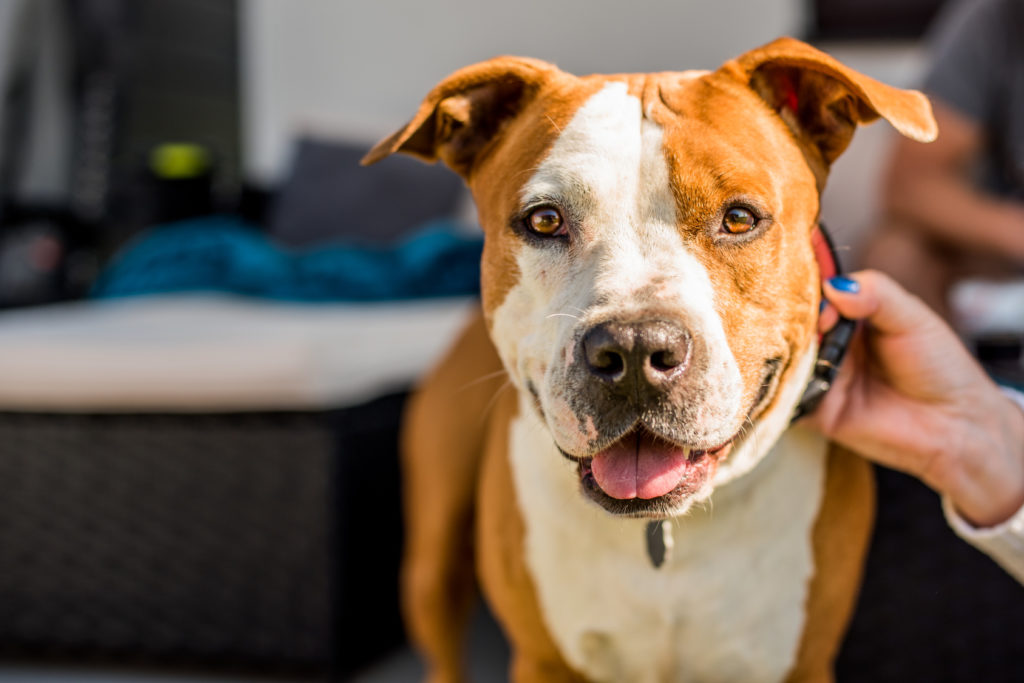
[544,355,781,517]
[566,426,737,518]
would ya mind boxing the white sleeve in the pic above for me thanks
[941,386,1024,585]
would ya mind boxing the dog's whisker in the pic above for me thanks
[546,312,580,320]
[477,379,515,425]
[458,368,510,392]
[741,414,762,476]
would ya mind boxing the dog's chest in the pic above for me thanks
[508,405,828,683]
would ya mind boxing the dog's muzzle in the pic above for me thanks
[556,318,733,515]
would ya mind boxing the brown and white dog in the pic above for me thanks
[364,38,937,682]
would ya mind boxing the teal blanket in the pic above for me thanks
[92,216,483,302]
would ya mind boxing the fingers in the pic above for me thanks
[817,299,840,334]
[821,269,939,337]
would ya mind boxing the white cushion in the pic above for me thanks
[0,295,477,412]
[950,279,1024,336]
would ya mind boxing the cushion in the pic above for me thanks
[0,295,477,411]
[267,137,466,247]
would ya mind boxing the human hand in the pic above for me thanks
[806,270,1024,527]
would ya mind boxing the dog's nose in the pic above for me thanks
[580,320,691,388]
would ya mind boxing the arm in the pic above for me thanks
[883,101,1024,264]
[940,389,1024,586]
[809,271,1024,582]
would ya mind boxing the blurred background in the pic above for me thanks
[0,1,1021,682]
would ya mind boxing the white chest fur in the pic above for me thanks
[508,400,828,683]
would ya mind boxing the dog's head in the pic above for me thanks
[366,38,935,518]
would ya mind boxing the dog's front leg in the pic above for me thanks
[401,314,506,682]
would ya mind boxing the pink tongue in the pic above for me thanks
[591,432,690,500]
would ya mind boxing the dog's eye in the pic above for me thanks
[722,207,758,234]
[722,208,757,234]
[526,207,566,237]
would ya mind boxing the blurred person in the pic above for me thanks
[811,270,1024,584]
[863,0,1024,320]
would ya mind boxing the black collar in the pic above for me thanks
[790,223,856,423]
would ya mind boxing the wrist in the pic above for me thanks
[946,387,1024,528]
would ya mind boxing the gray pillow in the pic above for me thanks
[268,137,465,247]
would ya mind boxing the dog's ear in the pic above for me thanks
[361,56,559,178]
[725,37,937,176]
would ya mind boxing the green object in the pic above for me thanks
[149,143,210,179]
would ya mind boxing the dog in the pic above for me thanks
[363,37,936,682]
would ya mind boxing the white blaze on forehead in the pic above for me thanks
[523,82,643,203]
[519,81,674,231]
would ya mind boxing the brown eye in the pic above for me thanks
[527,207,566,237]
[722,207,758,234]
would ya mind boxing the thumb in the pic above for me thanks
[823,270,937,337]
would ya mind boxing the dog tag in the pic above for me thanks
[645,520,673,568]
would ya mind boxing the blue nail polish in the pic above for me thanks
[828,276,860,294]
[819,300,827,313]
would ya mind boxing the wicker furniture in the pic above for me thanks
[0,295,475,677]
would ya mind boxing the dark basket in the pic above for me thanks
[0,392,409,679]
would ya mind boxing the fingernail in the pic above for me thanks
[819,300,827,313]
[827,276,860,294]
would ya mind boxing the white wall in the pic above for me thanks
[241,0,805,185]
[240,2,939,267]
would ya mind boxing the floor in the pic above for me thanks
[0,609,509,683]
[351,607,508,682]
[0,670,306,683]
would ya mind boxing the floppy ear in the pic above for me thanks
[724,37,937,177]
[361,56,559,179]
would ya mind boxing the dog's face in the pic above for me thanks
[476,73,823,517]
[366,38,935,518]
